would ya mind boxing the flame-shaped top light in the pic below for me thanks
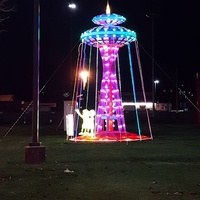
[106,2,111,15]
[92,2,126,26]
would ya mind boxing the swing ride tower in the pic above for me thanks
[70,3,153,142]
[81,4,136,135]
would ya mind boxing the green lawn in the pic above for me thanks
[0,123,200,200]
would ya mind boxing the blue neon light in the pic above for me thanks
[92,13,126,26]
[81,10,137,48]
[81,30,136,39]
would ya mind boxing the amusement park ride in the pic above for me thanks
[66,2,153,142]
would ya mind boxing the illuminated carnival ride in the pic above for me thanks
[68,3,153,142]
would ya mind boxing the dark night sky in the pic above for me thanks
[0,0,199,104]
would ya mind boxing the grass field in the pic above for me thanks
[0,122,200,200]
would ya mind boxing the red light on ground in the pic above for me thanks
[70,131,151,142]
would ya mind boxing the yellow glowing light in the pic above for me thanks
[75,109,95,137]
[106,1,111,15]
[80,70,89,90]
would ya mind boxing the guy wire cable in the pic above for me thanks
[75,42,85,139]
[1,39,81,140]
[71,42,82,114]
[139,43,200,113]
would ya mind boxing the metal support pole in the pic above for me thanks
[31,0,40,146]
[175,67,179,112]
[25,0,45,164]
[197,73,200,123]
[151,13,155,117]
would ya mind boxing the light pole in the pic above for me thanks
[68,2,77,92]
[25,0,45,164]
[151,13,155,117]
[154,80,159,96]
[154,79,159,105]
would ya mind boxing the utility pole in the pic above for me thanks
[196,73,200,123]
[151,13,155,117]
[175,67,179,112]
[25,0,45,164]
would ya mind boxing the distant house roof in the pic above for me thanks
[122,92,152,101]
[0,95,14,102]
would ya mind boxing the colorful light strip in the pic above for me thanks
[81,26,136,47]
[92,13,126,26]
[80,5,136,135]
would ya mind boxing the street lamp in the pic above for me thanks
[80,70,89,90]
[154,80,159,94]
[68,3,76,9]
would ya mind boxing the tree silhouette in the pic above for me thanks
[0,0,14,32]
